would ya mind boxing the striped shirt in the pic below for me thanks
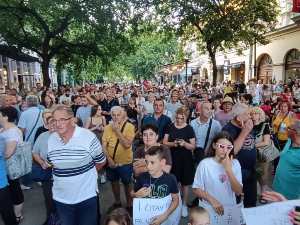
[47,126,106,204]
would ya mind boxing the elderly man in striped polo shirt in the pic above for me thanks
[47,106,106,225]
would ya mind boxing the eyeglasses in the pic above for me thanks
[216,143,233,151]
[284,126,297,132]
[50,117,72,125]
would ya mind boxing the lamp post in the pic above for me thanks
[252,21,260,79]
[185,58,190,83]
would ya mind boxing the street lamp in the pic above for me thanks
[252,21,260,79]
[185,58,190,83]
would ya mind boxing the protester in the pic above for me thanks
[222,103,257,208]
[143,98,172,143]
[211,99,221,118]
[188,206,210,225]
[240,94,253,108]
[250,107,271,204]
[193,131,242,216]
[142,93,155,116]
[102,106,135,216]
[47,106,106,225]
[248,78,260,106]
[32,116,56,225]
[105,208,133,225]
[133,123,172,175]
[34,109,52,143]
[75,95,93,126]
[272,99,297,174]
[0,106,24,222]
[163,106,196,217]
[18,95,44,190]
[273,119,300,200]
[131,146,179,224]
[71,95,81,116]
[214,96,234,128]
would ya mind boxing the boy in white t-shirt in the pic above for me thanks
[248,78,260,106]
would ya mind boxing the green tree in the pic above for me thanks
[144,0,279,85]
[0,0,137,87]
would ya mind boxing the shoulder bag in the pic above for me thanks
[25,110,41,142]
[6,140,33,180]
[104,122,127,170]
[255,123,280,162]
[31,163,52,182]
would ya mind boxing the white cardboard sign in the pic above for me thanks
[133,194,182,225]
[199,200,245,225]
[241,200,300,225]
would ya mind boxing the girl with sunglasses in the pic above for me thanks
[192,131,243,216]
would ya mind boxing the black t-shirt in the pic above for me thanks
[238,83,246,93]
[165,123,195,152]
[34,126,49,144]
[134,172,179,199]
[71,104,81,116]
[222,122,257,169]
[253,122,270,138]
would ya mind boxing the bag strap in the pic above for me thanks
[275,112,288,133]
[112,121,127,160]
[203,118,212,150]
[26,110,41,142]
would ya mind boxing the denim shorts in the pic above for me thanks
[106,164,133,184]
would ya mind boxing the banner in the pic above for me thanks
[133,194,182,225]
[241,200,300,225]
[199,201,245,225]
[293,0,300,13]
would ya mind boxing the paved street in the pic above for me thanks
[0,165,275,225]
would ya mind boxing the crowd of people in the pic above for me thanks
[0,77,300,225]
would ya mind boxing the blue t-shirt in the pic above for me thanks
[0,135,8,189]
[143,114,172,142]
[273,139,300,200]
[222,122,257,169]
[134,172,179,199]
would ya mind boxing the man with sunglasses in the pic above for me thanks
[273,119,300,200]
[222,103,257,208]
[47,106,106,225]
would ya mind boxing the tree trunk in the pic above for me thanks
[207,48,217,86]
[41,57,51,88]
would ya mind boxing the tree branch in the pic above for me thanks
[13,13,29,42]
[51,11,72,37]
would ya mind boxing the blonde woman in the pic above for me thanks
[250,107,270,204]
[163,106,196,217]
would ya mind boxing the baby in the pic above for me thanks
[188,206,210,225]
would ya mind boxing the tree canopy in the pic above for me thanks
[0,0,138,87]
[141,0,279,85]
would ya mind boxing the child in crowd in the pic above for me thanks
[248,78,260,106]
[193,131,242,216]
[188,206,210,225]
[131,146,179,224]
[105,208,133,225]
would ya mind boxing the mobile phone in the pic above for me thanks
[294,206,300,225]
[176,138,183,141]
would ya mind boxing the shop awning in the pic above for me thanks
[0,45,40,62]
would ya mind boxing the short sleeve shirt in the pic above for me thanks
[193,158,242,206]
[143,114,172,142]
[134,144,172,166]
[134,172,179,199]
[102,121,135,165]
[47,126,106,204]
[214,111,233,128]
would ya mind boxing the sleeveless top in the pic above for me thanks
[273,111,292,141]
[88,117,104,144]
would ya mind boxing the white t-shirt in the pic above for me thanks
[252,88,260,104]
[164,110,172,119]
[0,127,23,144]
[193,157,242,206]
[143,101,154,114]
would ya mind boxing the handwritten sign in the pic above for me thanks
[133,194,182,225]
[199,201,245,225]
[241,200,300,225]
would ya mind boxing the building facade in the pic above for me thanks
[187,0,300,84]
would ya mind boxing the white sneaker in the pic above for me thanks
[100,175,106,184]
[181,205,188,218]
[38,182,42,186]
[20,184,31,191]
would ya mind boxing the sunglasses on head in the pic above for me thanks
[216,143,233,151]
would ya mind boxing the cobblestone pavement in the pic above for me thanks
[0,164,275,225]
